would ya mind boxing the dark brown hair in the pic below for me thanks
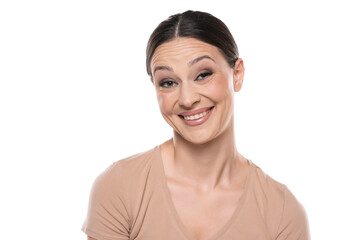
[146,10,239,77]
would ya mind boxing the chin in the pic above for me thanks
[178,129,218,145]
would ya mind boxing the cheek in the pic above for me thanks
[203,75,233,101]
[156,91,176,113]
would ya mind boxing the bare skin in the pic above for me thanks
[161,132,249,240]
[152,38,248,240]
[88,38,247,240]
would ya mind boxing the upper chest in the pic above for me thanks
[166,178,246,240]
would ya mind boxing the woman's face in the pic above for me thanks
[150,37,244,144]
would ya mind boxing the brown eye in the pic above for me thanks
[196,71,213,80]
[159,80,178,88]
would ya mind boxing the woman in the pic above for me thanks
[82,10,310,240]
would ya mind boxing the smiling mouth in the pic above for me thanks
[178,106,214,120]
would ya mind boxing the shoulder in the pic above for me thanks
[82,146,161,239]
[276,184,310,239]
[91,146,158,196]
[250,163,288,205]
[249,162,310,239]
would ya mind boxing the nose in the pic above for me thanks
[178,82,200,108]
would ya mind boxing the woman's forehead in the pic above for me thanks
[151,38,220,66]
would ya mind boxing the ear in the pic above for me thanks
[233,58,245,92]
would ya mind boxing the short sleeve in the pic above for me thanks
[82,166,131,240]
[276,186,311,240]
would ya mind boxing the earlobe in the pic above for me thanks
[233,58,244,92]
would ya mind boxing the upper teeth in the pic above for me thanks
[184,109,211,120]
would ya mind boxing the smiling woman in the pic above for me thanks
[82,10,310,240]
[151,38,242,144]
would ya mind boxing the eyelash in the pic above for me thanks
[159,80,177,88]
[158,71,213,88]
[196,71,213,81]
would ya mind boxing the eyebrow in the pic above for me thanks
[188,55,215,66]
[152,55,215,75]
[153,65,173,75]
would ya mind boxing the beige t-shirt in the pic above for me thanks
[82,145,310,240]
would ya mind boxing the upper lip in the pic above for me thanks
[178,106,214,117]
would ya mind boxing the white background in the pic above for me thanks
[1,0,359,239]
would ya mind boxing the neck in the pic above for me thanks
[168,118,243,190]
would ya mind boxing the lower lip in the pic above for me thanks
[180,107,214,126]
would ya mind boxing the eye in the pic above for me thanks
[159,80,178,88]
[196,71,213,81]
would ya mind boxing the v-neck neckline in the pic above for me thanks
[155,145,253,240]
